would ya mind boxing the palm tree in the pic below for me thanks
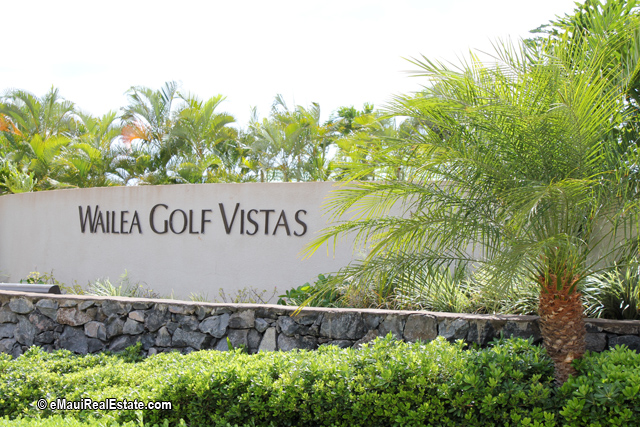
[248,95,333,182]
[306,12,640,384]
[120,81,182,184]
[535,0,640,160]
[171,93,250,183]
[0,88,79,190]
[0,87,78,140]
[56,111,123,187]
[327,104,411,181]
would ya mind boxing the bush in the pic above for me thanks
[582,261,640,320]
[1,337,640,426]
[305,262,640,322]
[560,346,640,426]
[0,337,559,426]
[278,274,343,307]
[0,415,139,427]
[85,271,159,299]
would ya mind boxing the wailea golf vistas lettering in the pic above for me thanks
[78,203,308,236]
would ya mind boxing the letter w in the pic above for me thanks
[79,205,99,233]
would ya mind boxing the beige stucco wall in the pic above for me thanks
[0,182,360,300]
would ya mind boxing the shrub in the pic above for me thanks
[0,337,561,426]
[0,415,139,427]
[212,286,279,304]
[277,274,342,307]
[582,261,640,320]
[560,346,640,426]
[3,337,640,426]
[85,271,159,299]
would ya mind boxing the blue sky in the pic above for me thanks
[2,0,578,126]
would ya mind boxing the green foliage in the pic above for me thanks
[109,342,146,364]
[0,337,562,426]
[19,271,61,285]
[246,95,335,183]
[302,4,640,365]
[18,271,81,295]
[394,264,476,313]
[389,264,541,315]
[3,337,640,426]
[0,346,145,418]
[212,286,279,304]
[582,260,640,320]
[299,264,541,315]
[560,345,640,426]
[85,271,159,299]
[0,82,386,189]
[0,415,139,427]
[277,274,342,307]
[286,265,640,321]
[225,337,248,354]
[188,291,211,302]
[0,160,36,194]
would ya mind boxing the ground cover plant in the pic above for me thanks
[1,336,640,426]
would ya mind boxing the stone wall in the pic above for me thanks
[1,291,639,358]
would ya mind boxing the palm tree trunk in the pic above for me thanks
[537,273,586,386]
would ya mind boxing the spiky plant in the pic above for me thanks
[306,3,640,385]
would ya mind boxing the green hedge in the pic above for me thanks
[1,336,639,426]
[0,415,139,427]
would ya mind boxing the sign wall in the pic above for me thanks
[0,182,356,299]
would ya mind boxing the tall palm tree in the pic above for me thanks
[306,17,640,384]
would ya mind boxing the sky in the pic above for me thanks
[2,0,579,127]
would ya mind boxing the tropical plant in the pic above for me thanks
[212,286,278,304]
[119,83,252,185]
[120,81,182,184]
[305,3,640,385]
[328,104,411,181]
[56,111,123,187]
[0,160,36,193]
[533,0,640,159]
[328,104,375,137]
[0,88,80,190]
[388,265,542,315]
[85,271,158,299]
[582,260,640,320]
[247,95,334,182]
[0,87,79,141]
[19,270,62,285]
[278,274,343,307]
[391,264,476,313]
[171,93,249,183]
